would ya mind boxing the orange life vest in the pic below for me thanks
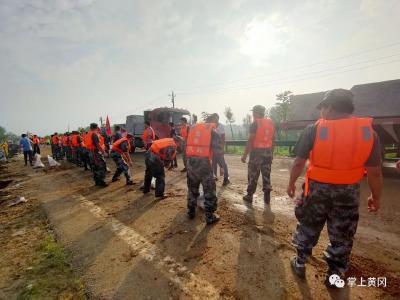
[85,130,99,151]
[253,118,275,149]
[61,135,69,146]
[112,137,131,154]
[180,125,189,140]
[32,137,39,145]
[150,138,177,160]
[142,127,155,144]
[99,135,106,151]
[51,135,59,145]
[186,123,216,160]
[305,117,374,195]
[71,134,80,147]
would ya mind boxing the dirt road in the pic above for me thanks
[3,149,400,299]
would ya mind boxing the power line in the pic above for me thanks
[176,41,400,95]
[181,58,400,97]
[178,53,400,96]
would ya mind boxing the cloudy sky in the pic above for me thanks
[1,0,400,135]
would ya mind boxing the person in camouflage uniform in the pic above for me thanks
[87,123,108,187]
[143,138,178,198]
[287,89,383,287]
[65,133,73,163]
[186,116,221,225]
[80,145,91,171]
[187,157,218,221]
[111,133,134,185]
[241,105,275,205]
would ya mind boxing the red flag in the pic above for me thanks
[105,115,112,136]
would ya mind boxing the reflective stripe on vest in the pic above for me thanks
[305,117,374,194]
[150,138,177,160]
[112,137,131,154]
[186,123,216,159]
[253,118,275,149]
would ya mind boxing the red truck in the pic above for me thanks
[126,107,191,149]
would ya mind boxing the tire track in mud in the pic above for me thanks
[76,194,221,299]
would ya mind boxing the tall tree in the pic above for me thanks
[242,114,252,137]
[267,90,293,140]
[224,107,235,139]
[0,126,18,143]
[267,91,293,123]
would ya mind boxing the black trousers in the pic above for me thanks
[23,150,33,166]
[33,144,40,155]
[144,153,165,197]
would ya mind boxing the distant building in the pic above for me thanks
[283,79,400,158]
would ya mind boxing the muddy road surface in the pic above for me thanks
[2,149,399,299]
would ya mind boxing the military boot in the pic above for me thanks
[187,207,196,219]
[243,194,253,203]
[205,213,220,225]
[264,191,271,205]
[290,256,306,279]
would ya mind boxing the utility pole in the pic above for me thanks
[169,91,176,108]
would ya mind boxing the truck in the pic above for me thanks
[125,107,191,150]
[280,79,400,161]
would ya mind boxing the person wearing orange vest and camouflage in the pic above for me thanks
[70,131,81,165]
[186,117,221,225]
[241,105,275,205]
[61,133,69,161]
[143,138,177,198]
[32,135,40,156]
[179,117,190,172]
[143,121,156,150]
[86,123,108,187]
[79,130,90,171]
[66,132,73,162]
[51,132,61,160]
[287,89,383,287]
[111,133,134,185]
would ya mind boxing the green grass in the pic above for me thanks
[16,236,86,300]
[224,145,293,157]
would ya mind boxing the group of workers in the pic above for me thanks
[23,88,400,288]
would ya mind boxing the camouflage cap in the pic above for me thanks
[317,89,355,113]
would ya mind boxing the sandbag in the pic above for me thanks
[33,154,44,168]
[47,155,61,167]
